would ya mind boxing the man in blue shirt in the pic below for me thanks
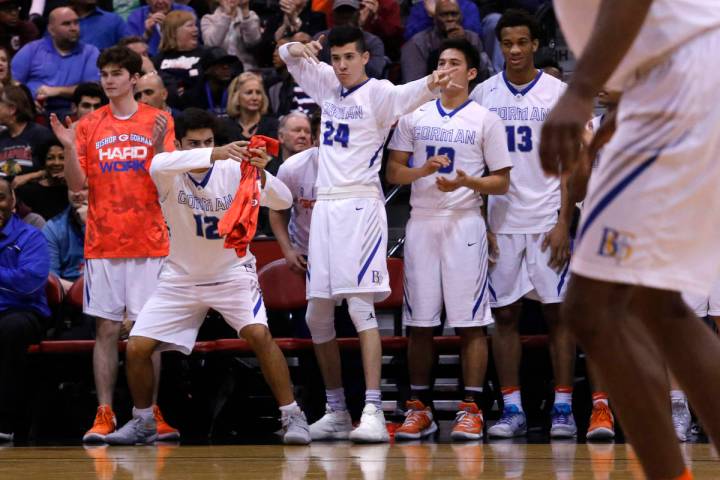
[11,7,100,118]
[42,188,85,293]
[0,177,50,442]
[70,0,130,51]
[127,0,195,56]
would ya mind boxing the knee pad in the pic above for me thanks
[347,293,377,333]
[306,298,336,344]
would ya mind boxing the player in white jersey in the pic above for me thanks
[387,39,512,442]
[469,10,577,439]
[103,109,311,446]
[542,1,720,477]
[279,26,455,443]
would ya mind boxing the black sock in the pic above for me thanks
[410,387,433,408]
[463,387,483,407]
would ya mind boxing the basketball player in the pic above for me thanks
[469,10,576,438]
[386,39,512,441]
[541,1,720,477]
[103,108,310,445]
[50,46,179,443]
[279,26,456,442]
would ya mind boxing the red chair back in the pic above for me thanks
[375,257,403,309]
[258,259,308,310]
[45,274,64,307]
[250,238,284,271]
[66,277,84,308]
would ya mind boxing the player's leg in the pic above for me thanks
[564,275,687,479]
[396,214,441,441]
[586,360,614,441]
[241,324,294,406]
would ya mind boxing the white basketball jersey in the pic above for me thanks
[275,147,319,255]
[555,0,720,91]
[389,99,512,213]
[471,71,566,234]
[280,43,437,190]
[150,148,292,286]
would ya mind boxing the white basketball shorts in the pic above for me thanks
[307,187,390,302]
[403,210,493,328]
[130,272,268,355]
[571,27,720,296]
[683,277,720,317]
[488,233,570,308]
[84,257,164,321]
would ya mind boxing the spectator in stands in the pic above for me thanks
[0,46,19,90]
[314,0,386,79]
[181,47,241,116]
[70,0,130,51]
[226,72,278,141]
[14,137,69,219]
[401,0,490,83]
[70,82,108,121]
[0,85,54,177]
[276,111,311,167]
[405,0,481,41]
[134,72,175,114]
[0,176,50,443]
[42,187,86,292]
[326,0,402,60]
[201,0,261,70]
[0,0,39,58]
[153,10,205,106]
[126,0,195,56]
[11,7,100,117]
[118,36,156,74]
[536,56,562,80]
[267,34,318,117]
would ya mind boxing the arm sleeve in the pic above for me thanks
[400,39,427,83]
[364,34,386,79]
[260,171,293,210]
[274,162,296,202]
[116,16,131,43]
[461,0,482,35]
[373,78,436,129]
[201,9,231,46]
[75,119,88,175]
[387,113,415,152]
[42,224,62,277]
[82,47,101,82]
[404,3,431,41]
[482,112,513,172]
[0,229,50,296]
[126,9,145,36]
[238,11,262,47]
[150,148,213,200]
[279,42,339,105]
[10,44,32,87]
[469,82,484,105]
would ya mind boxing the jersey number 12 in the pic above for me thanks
[193,214,220,239]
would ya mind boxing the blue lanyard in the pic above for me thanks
[205,82,228,115]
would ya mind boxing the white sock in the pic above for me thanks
[365,389,382,409]
[326,388,347,411]
[502,389,523,411]
[554,390,573,406]
[279,401,299,416]
[133,407,153,420]
[671,390,687,403]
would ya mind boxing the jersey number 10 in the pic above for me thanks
[323,122,350,148]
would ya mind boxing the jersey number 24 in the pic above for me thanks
[323,122,350,148]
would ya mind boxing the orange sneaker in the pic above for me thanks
[587,403,614,441]
[153,406,180,441]
[83,405,117,443]
[451,402,484,441]
[394,400,437,441]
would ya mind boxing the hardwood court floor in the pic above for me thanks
[0,442,717,479]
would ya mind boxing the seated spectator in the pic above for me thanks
[404,0,481,41]
[70,0,130,51]
[314,0,386,79]
[536,55,562,80]
[267,33,318,117]
[42,188,86,292]
[152,10,206,105]
[0,85,54,177]
[201,0,261,70]
[226,72,278,141]
[255,0,325,68]
[70,82,107,121]
[11,7,100,117]
[0,46,19,90]
[134,71,176,115]
[325,0,402,60]
[127,0,195,56]
[0,0,39,58]
[275,111,311,169]
[181,47,241,116]
[118,35,156,74]
[401,0,491,83]
[0,176,50,443]
[14,138,69,219]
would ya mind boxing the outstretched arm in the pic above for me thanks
[540,0,653,173]
[278,37,338,104]
[50,114,86,192]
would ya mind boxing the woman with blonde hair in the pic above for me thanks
[226,72,278,142]
[152,10,207,104]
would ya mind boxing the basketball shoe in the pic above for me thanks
[550,403,577,438]
[281,405,311,445]
[309,404,353,440]
[672,398,692,442]
[349,404,389,443]
[395,400,437,441]
[487,405,527,438]
[451,402,484,441]
[105,415,157,445]
[153,406,180,441]
[83,405,117,443]
[586,403,615,441]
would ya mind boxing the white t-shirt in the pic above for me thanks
[389,99,512,214]
[471,71,566,234]
[555,0,720,91]
[279,43,437,191]
[275,147,318,255]
[150,148,292,286]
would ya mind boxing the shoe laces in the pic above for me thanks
[497,406,522,426]
[455,410,481,430]
[93,406,114,428]
[552,404,573,425]
[672,402,689,429]
[590,404,612,426]
[403,408,429,427]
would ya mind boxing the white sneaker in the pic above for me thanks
[282,407,311,445]
[309,404,353,441]
[487,405,527,438]
[349,404,389,444]
[0,432,13,443]
[672,399,692,442]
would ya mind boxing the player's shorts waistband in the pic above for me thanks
[317,185,382,200]
[411,207,484,218]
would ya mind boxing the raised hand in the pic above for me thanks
[287,35,324,63]
[427,66,461,92]
[152,114,168,153]
[211,140,250,162]
[49,114,76,147]
[220,0,239,15]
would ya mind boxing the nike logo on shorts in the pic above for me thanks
[467,242,477,246]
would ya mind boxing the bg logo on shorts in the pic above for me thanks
[597,227,635,262]
[372,271,382,284]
